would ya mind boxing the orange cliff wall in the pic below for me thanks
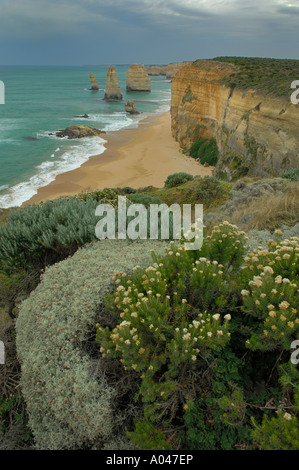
[171,61,299,180]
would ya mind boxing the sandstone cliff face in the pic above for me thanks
[89,72,99,90]
[171,61,299,179]
[126,64,151,92]
[104,66,122,101]
[146,62,192,79]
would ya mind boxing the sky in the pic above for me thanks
[0,0,298,65]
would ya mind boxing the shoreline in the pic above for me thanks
[23,111,213,206]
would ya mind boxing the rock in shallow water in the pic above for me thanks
[125,100,139,115]
[56,125,105,139]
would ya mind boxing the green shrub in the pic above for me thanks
[0,197,100,272]
[115,187,138,195]
[96,222,249,446]
[128,420,173,450]
[96,226,298,450]
[251,362,299,450]
[76,187,119,204]
[0,322,32,450]
[251,363,299,449]
[0,194,174,275]
[252,413,299,450]
[164,173,194,188]
[127,193,164,208]
[240,235,299,351]
[16,239,167,449]
[189,138,219,166]
[0,270,38,319]
[281,168,299,181]
[193,176,226,208]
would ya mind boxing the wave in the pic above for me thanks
[0,136,107,209]
[0,92,171,209]
[71,112,136,132]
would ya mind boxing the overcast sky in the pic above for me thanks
[0,0,298,65]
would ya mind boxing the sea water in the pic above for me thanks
[0,65,171,208]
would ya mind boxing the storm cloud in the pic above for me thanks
[0,0,298,64]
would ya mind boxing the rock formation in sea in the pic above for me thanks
[126,64,151,92]
[56,126,105,139]
[74,114,89,119]
[171,60,299,179]
[104,66,122,101]
[125,101,139,115]
[89,73,99,90]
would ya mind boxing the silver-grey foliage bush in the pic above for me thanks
[16,239,166,449]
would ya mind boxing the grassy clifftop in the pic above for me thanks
[193,56,299,98]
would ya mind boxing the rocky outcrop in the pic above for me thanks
[56,126,105,139]
[74,114,89,119]
[126,64,151,92]
[125,101,139,115]
[104,66,122,101]
[171,60,299,179]
[146,62,192,79]
[89,73,99,90]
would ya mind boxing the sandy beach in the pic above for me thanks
[25,111,213,205]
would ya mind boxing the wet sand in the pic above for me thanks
[25,111,213,205]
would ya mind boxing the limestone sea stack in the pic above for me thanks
[89,72,99,90]
[125,101,139,115]
[126,64,151,92]
[104,66,122,101]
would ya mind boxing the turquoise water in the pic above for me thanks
[0,66,171,208]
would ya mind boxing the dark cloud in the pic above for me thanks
[277,6,299,15]
[0,1,298,64]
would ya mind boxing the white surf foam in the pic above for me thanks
[72,112,135,132]
[0,136,107,208]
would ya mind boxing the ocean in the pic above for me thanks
[0,65,171,208]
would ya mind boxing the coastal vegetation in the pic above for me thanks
[211,57,299,98]
[189,138,219,167]
[164,172,194,188]
[0,170,298,450]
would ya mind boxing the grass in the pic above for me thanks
[230,181,299,231]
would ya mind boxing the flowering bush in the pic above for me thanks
[97,251,232,426]
[96,227,299,449]
[251,361,299,450]
[240,234,299,351]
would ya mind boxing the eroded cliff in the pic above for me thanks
[146,62,192,79]
[171,60,299,179]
